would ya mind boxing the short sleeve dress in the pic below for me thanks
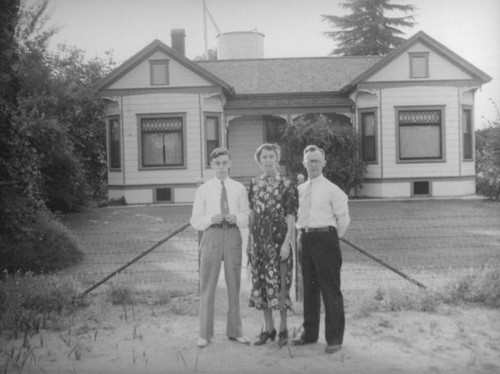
[248,174,298,311]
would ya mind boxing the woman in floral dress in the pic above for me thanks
[248,143,298,347]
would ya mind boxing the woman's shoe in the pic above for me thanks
[253,328,277,346]
[278,330,288,348]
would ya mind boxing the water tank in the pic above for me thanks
[217,31,265,60]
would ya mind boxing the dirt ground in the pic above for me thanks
[2,200,499,373]
[2,278,500,374]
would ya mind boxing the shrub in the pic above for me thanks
[0,210,83,274]
[445,268,500,308]
[476,113,500,200]
[284,113,366,194]
[0,272,82,336]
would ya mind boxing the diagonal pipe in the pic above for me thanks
[340,237,427,289]
[78,222,191,298]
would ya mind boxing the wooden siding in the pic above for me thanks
[227,116,263,178]
[379,86,471,179]
[368,43,471,82]
[109,51,212,89]
[119,92,218,185]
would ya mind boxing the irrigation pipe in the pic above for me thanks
[340,237,427,290]
[79,222,191,298]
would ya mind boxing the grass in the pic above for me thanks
[350,267,500,318]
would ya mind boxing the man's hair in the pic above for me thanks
[209,147,230,162]
[303,144,325,158]
[254,143,281,164]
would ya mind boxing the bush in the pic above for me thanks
[476,114,500,200]
[445,268,500,308]
[0,210,83,274]
[0,272,82,336]
[284,113,366,194]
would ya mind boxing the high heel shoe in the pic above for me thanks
[253,328,277,346]
[278,330,288,348]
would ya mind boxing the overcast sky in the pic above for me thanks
[44,0,500,126]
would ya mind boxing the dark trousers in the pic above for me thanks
[300,229,344,345]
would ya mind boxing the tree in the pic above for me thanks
[323,0,416,56]
[284,114,366,194]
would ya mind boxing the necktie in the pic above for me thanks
[220,181,230,215]
[298,182,312,228]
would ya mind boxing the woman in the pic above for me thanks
[247,143,298,347]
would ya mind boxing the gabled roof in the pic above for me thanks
[343,30,493,93]
[196,56,381,95]
[94,39,235,95]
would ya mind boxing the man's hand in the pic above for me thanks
[224,214,237,224]
[211,214,225,224]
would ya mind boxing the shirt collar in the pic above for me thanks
[308,174,324,185]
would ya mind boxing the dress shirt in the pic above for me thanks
[296,175,350,238]
[190,177,249,231]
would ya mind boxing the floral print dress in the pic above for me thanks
[248,174,298,311]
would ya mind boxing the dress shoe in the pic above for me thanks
[228,336,251,345]
[278,330,288,348]
[253,328,277,346]
[291,333,316,346]
[325,344,341,354]
[197,337,208,348]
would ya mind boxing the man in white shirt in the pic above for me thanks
[292,145,350,354]
[190,147,250,348]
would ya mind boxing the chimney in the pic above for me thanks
[171,29,186,56]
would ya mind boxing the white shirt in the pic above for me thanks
[296,175,350,238]
[190,177,249,231]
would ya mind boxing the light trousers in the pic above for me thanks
[198,226,243,340]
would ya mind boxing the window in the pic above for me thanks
[397,108,444,161]
[462,108,473,160]
[108,117,121,169]
[265,116,287,164]
[205,114,221,166]
[150,60,169,85]
[360,111,377,162]
[156,187,172,202]
[413,181,430,196]
[140,115,185,167]
[409,52,429,78]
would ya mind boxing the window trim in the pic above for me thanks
[359,108,378,164]
[149,59,170,86]
[204,112,222,168]
[137,113,187,170]
[107,115,121,171]
[409,52,429,79]
[462,106,474,161]
[395,106,446,163]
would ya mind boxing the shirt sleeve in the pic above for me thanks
[331,186,350,238]
[189,184,212,231]
[235,183,250,229]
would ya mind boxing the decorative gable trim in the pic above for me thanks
[342,31,492,94]
[94,39,235,95]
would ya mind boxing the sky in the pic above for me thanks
[42,0,500,127]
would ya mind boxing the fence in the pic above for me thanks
[60,199,500,299]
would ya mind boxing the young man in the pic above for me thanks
[292,145,350,354]
[190,147,250,348]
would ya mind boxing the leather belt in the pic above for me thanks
[301,226,335,234]
[209,222,238,229]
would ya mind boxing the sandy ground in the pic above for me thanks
[2,270,500,374]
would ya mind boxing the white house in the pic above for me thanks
[95,30,491,204]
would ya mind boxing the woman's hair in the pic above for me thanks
[254,143,281,164]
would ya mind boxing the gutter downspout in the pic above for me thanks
[121,96,126,187]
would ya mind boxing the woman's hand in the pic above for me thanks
[280,239,290,261]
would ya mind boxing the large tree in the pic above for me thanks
[323,0,416,56]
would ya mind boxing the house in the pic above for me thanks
[95,29,492,204]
